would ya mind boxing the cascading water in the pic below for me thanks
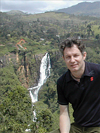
[28,53,51,103]
[26,53,51,132]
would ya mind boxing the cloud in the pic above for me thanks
[0,0,99,14]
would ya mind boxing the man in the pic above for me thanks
[53,38,100,133]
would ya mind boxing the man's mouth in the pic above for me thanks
[71,64,78,68]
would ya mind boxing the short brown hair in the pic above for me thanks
[60,38,86,56]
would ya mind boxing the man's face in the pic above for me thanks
[63,45,86,74]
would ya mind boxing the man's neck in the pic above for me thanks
[71,61,85,82]
[71,73,81,82]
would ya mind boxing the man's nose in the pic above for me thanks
[70,56,75,62]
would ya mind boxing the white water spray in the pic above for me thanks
[28,53,51,103]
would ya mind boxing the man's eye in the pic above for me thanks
[74,55,78,57]
[66,56,70,59]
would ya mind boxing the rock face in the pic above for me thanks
[0,51,45,88]
[0,49,62,88]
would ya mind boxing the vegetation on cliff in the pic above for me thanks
[0,65,32,133]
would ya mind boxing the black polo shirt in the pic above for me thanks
[57,62,100,127]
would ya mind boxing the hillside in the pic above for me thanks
[0,10,100,133]
[0,11,100,87]
[6,10,26,15]
[55,1,100,17]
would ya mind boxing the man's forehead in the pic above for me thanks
[63,46,82,56]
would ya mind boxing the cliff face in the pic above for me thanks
[0,51,45,88]
[0,50,62,88]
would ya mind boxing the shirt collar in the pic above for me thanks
[66,70,74,82]
[66,61,93,83]
[83,61,94,77]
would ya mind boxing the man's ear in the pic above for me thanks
[83,52,87,60]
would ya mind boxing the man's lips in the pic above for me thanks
[70,64,78,68]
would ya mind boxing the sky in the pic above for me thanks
[0,0,99,14]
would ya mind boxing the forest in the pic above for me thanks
[0,11,100,133]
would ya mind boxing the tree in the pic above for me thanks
[0,66,33,133]
[36,127,46,133]
[87,24,92,37]
[95,34,100,40]
[0,86,32,133]
[47,28,58,39]
[43,80,57,109]
[29,108,54,132]
[36,109,54,132]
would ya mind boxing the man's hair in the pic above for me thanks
[60,38,86,56]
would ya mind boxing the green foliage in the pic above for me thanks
[29,108,54,132]
[0,66,33,133]
[36,127,47,133]
[0,85,32,133]
[0,46,9,56]
[86,47,100,64]
[39,77,57,108]
[34,101,48,111]
[0,86,32,133]
[37,109,53,132]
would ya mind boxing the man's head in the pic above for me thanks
[60,38,87,76]
[60,38,86,56]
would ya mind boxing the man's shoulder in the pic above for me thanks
[85,62,100,76]
[57,71,69,84]
[86,62,100,70]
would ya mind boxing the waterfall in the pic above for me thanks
[26,53,51,132]
[28,53,51,103]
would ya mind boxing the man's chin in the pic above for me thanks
[70,68,78,72]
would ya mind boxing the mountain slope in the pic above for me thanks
[55,2,100,17]
[6,10,26,15]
